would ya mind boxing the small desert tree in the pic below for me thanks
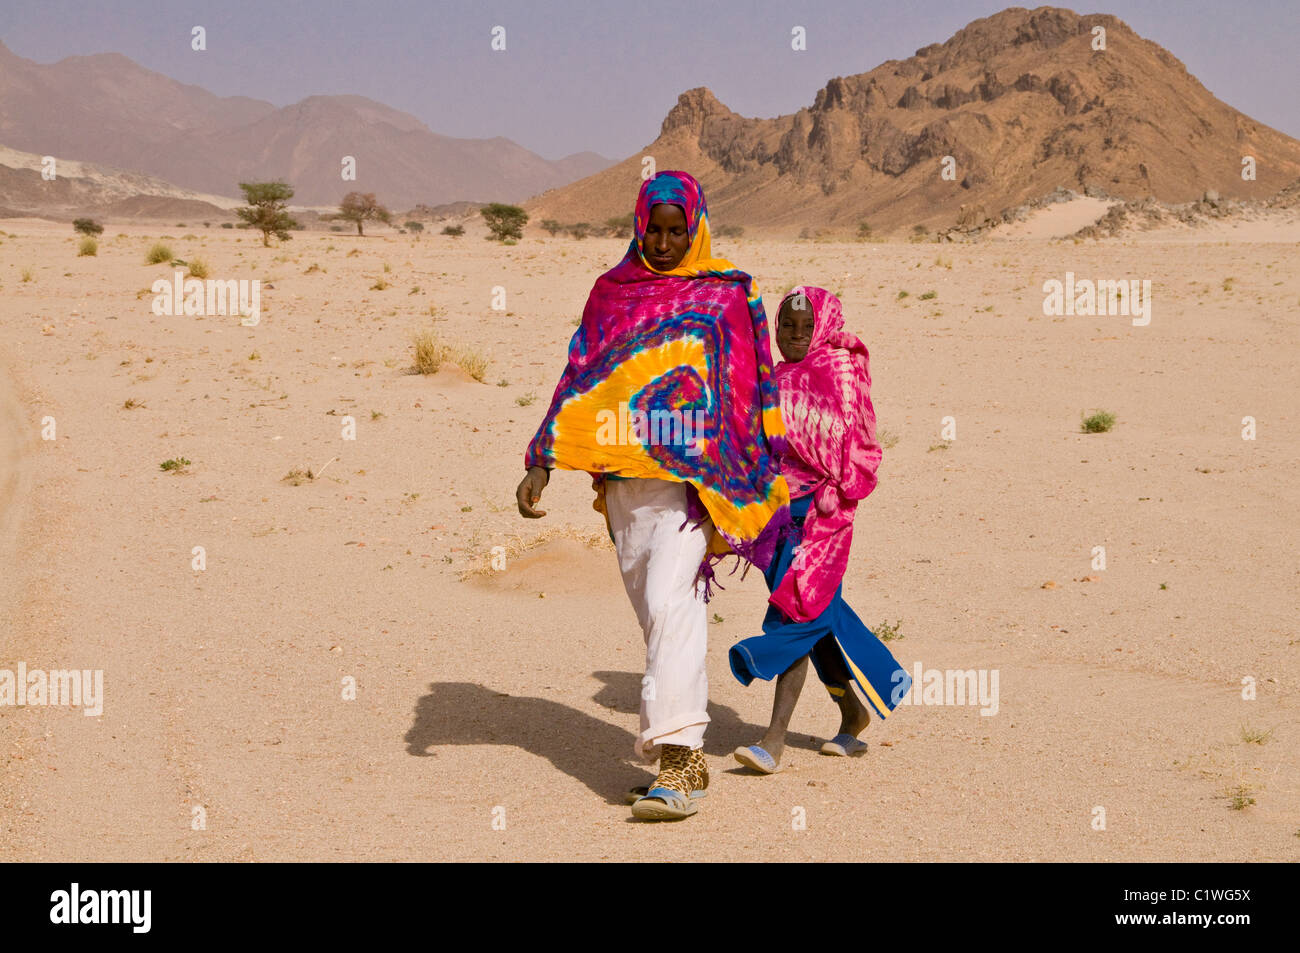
[540,219,564,237]
[605,213,634,237]
[405,221,424,235]
[236,181,298,247]
[481,203,528,241]
[73,218,104,237]
[338,192,392,236]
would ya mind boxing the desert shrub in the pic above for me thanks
[73,218,104,237]
[235,180,298,246]
[1081,410,1117,433]
[605,213,635,237]
[456,348,490,382]
[187,257,210,279]
[78,237,98,256]
[337,191,392,236]
[145,242,173,264]
[413,330,451,374]
[412,330,488,381]
[442,225,464,237]
[480,203,528,241]
[876,620,903,642]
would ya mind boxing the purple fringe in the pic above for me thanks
[680,489,794,605]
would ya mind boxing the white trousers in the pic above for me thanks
[604,478,713,762]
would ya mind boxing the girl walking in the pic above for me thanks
[728,287,911,773]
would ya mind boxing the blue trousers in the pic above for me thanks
[728,494,911,718]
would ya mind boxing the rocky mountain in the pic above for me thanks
[527,6,1300,233]
[0,40,612,208]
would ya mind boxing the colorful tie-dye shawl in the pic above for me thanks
[525,171,790,575]
[769,287,882,623]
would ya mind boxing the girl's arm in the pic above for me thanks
[838,388,881,502]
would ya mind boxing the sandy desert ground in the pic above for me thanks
[1,212,1297,861]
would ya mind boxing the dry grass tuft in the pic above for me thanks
[459,526,613,580]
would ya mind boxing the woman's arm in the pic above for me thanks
[515,466,550,518]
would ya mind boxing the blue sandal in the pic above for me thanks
[624,785,707,805]
[733,744,781,774]
[819,733,868,757]
[630,786,701,820]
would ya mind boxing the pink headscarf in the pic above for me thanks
[769,287,881,623]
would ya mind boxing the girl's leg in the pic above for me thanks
[812,636,871,737]
[755,654,809,762]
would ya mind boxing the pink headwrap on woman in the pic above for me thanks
[769,287,882,623]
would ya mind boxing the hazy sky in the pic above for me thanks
[2,0,1296,159]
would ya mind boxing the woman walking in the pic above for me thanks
[515,171,789,819]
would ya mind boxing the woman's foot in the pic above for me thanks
[631,745,709,820]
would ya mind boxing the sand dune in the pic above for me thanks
[0,221,1296,860]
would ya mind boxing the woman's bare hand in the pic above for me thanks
[516,466,550,518]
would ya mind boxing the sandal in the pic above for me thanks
[733,744,781,774]
[630,786,700,820]
[629,744,708,820]
[819,733,868,757]
[624,785,707,805]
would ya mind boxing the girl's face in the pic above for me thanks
[776,295,815,362]
[642,203,690,270]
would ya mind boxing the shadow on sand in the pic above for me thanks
[405,671,829,803]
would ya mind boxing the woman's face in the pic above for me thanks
[642,203,691,271]
[776,295,815,362]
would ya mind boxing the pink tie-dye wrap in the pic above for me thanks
[769,287,882,624]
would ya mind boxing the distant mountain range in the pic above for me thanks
[528,6,1300,233]
[3,7,1299,231]
[0,39,613,209]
